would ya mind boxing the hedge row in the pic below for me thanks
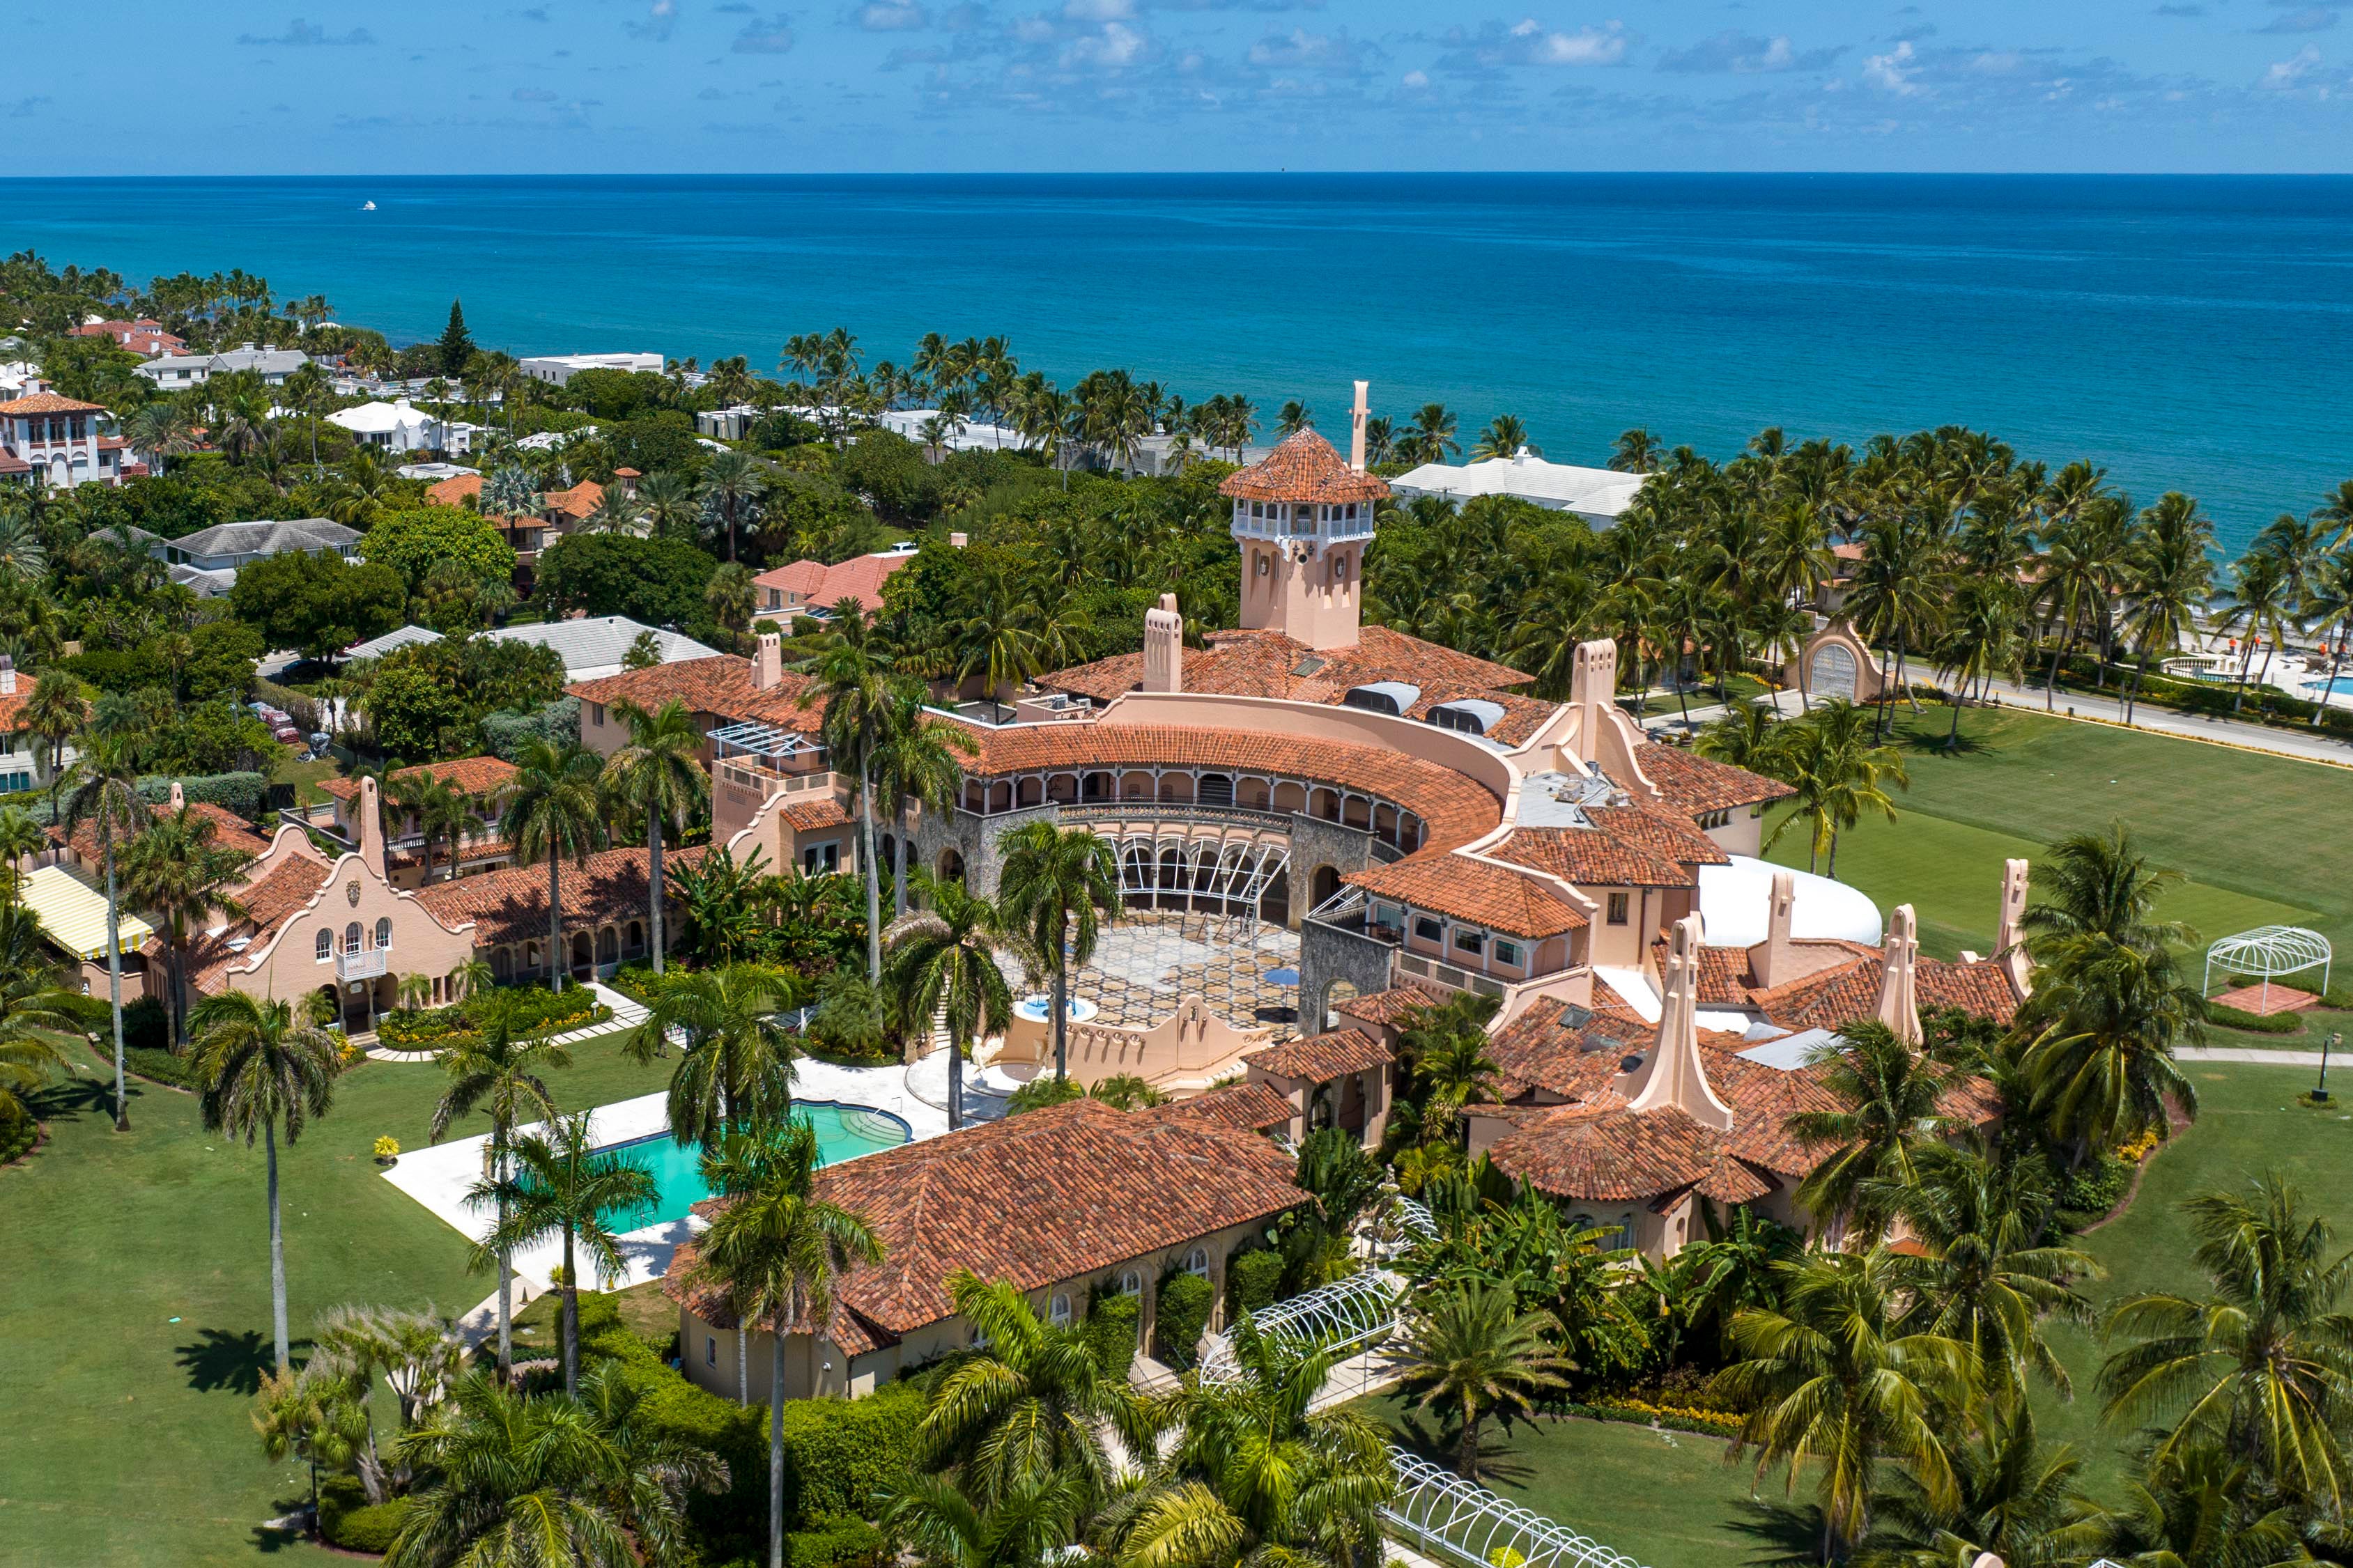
[2046,654,2353,737]
[482,697,581,761]
[2208,1002,2306,1034]
[29,771,268,826]
[1083,1287,1141,1383]
[1565,1399,1741,1438]
[1225,1248,1285,1321]
[318,1473,406,1554]
[1153,1270,1214,1370]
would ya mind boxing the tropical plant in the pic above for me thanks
[498,736,609,993]
[884,871,1015,1131]
[1786,1020,1957,1236]
[120,803,254,1051]
[994,820,1118,1085]
[626,963,799,1144]
[605,698,708,975]
[1398,1282,1571,1480]
[61,731,147,1129]
[870,683,976,919]
[0,903,100,1131]
[797,612,893,981]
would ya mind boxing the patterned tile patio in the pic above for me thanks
[997,909,1301,1031]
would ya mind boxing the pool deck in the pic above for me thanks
[383,1055,951,1303]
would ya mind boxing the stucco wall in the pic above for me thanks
[1299,917,1398,1036]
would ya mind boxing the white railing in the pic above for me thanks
[1384,1448,1650,1568]
[336,947,387,981]
[1198,1269,1401,1385]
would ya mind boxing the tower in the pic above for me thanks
[1876,903,1923,1048]
[1219,409,1389,652]
[1624,914,1736,1131]
[1996,857,2032,1000]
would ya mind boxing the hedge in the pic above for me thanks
[0,1099,36,1165]
[2208,1002,2306,1034]
[30,771,268,827]
[318,1473,407,1554]
[2056,1149,2136,1228]
[377,988,610,1051]
[1153,1271,1214,1370]
[1566,1399,1741,1438]
[1225,1247,1285,1321]
[481,697,581,761]
[787,1514,890,1568]
[2044,653,2353,738]
[1084,1287,1140,1383]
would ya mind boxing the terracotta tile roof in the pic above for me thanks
[1706,1050,1849,1177]
[964,722,1502,857]
[238,856,332,937]
[50,800,270,864]
[0,672,65,733]
[1242,1027,1391,1083]
[427,473,483,508]
[1653,940,1759,1007]
[1746,950,2021,1033]
[1141,1081,1297,1132]
[1486,1102,1773,1205]
[316,756,518,804]
[1484,1000,1659,1102]
[0,453,30,476]
[414,844,705,946]
[542,480,605,520]
[567,655,832,737]
[1346,852,1586,938]
[1400,683,1558,746]
[0,391,108,414]
[754,552,912,615]
[1486,823,1699,890]
[669,1097,1305,1339]
[1219,429,1389,506]
[1635,743,1796,816]
[780,796,851,832]
[1333,983,1447,1031]
[1040,624,1533,708]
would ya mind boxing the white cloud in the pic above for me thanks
[857,0,929,26]
[1864,39,1920,93]
[1401,68,1428,87]
[1511,17,1625,65]
[1062,18,1144,67]
[2260,41,2323,85]
[626,0,679,40]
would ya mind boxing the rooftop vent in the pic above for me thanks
[1617,1051,1646,1073]
[1557,1003,1592,1030]
[1428,698,1506,736]
[1342,681,1420,717]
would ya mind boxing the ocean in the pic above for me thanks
[6,171,2350,554]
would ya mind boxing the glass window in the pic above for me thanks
[1118,1269,1142,1296]
[705,1335,718,1366]
[1607,892,1630,926]
[1495,940,1522,966]
[316,929,332,961]
[1049,1292,1072,1326]
[1454,928,1484,956]
[1185,1248,1209,1278]
[375,917,392,949]
[1413,916,1442,942]
[344,921,363,953]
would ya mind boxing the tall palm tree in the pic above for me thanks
[388,1363,727,1568]
[1715,1248,1976,1564]
[797,614,893,981]
[2118,493,2216,724]
[699,448,767,562]
[693,1122,815,1405]
[881,1468,1090,1568]
[188,991,344,1373]
[63,731,148,1131]
[1868,1404,2103,1568]
[884,872,1015,1131]
[994,821,1118,1086]
[0,903,100,1130]
[471,1109,658,1397]
[2301,548,2353,721]
[121,805,254,1052]
[1471,414,1536,461]
[1760,699,1909,879]
[1786,1020,1957,1234]
[2089,1445,2315,1568]
[605,699,708,975]
[1842,511,1947,741]
[498,737,608,993]
[1402,403,1460,466]
[688,1117,885,1568]
[385,770,467,886]
[2021,936,2204,1158]
[635,468,700,541]
[0,803,45,904]
[22,668,87,825]
[626,962,799,1144]
[1610,428,1662,474]
[1398,1282,1571,1480]
[869,683,975,920]
[2100,1172,2353,1512]
[916,1269,1144,1502]
[431,998,569,1376]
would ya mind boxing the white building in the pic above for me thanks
[518,352,664,387]
[396,461,479,482]
[344,615,719,683]
[329,398,445,453]
[134,343,311,391]
[877,407,1032,453]
[1389,449,1648,527]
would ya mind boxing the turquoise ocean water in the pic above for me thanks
[6,172,2350,552]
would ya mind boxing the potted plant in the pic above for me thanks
[373,1135,401,1167]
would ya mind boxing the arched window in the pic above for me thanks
[1184,1248,1209,1278]
[344,921,363,954]
[375,917,392,950]
[315,929,332,961]
[1048,1292,1072,1326]
[1118,1269,1143,1297]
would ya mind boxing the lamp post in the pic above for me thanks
[2319,1031,2340,1104]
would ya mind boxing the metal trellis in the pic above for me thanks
[1382,1447,1651,1568]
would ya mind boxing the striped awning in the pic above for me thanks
[22,863,155,961]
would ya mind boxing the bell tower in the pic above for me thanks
[1219,402,1389,652]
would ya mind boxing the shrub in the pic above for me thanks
[376,988,610,1052]
[2055,1149,2136,1227]
[1153,1270,1214,1369]
[2208,1002,2304,1035]
[1225,1246,1285,1321]
[123,995,169,1053]
[787,1514,890,1568]
[318,1473,408,1553]
[123,1045,200,1089]
[0,1098,36,1164]
[607,960,663,1006]
[481,696,581,761]
[1569,1397,1741,1438]
[1083,1286,1140,1383]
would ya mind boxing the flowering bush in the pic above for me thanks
[1571,1397,1743,1437]
[2115,1130,2161,1164]
[373,1135,401,1159]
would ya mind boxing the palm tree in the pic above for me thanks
[0,903,100,1130]
[1610,428,1662,474]
[2023,821,2193,959]
[2090,1445,2315,1568]
[1868,1404,2102,1568]
[0,803,44,903]
[635,469,699,541]
[188,991,344,1373]
[1716,1248,1976,1563]
[480,461,539,527]
[1471,414,1536,460]
[2021,936,2204,1158]
[1786,1020,1957,1234]
[699,448,767,562]
[2301,548,2353,721]
[627,963,799,1144]
[2100,1172,2353,1512]
[388,1363,727,1568]
[882,1468,1090,1568]
[498,737,608,993]
[471,1109,657,1397]
[63,731,148,1131]
[884,872,1014,1131]
[1402,403,1460,466]
[1760,699,1909,878]
[23,668,87,825]
[605,699,708,975]
[704,561,757,651]
[1842,512,1947,740]
[431,998,569,1376]
[1275,399,1313,439]
[121,805,254,1052]
[2118,493,2216,724]
[869,683,975,920]
[994,821,1118,1086]
[916,1269,1143,1501]
[1398,1282,1571,1480]
[688,1117,885,1568]
[386,770,468,886]
[797,614,893,981]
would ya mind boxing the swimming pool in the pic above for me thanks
[596,1102,910,1230]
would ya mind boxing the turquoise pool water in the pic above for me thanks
[597,1103,910,1231]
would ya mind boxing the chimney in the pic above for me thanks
[1143,593,1184,695]
[1752,869,1797,989]
[1566,639,1618,764]
[1624,914,1735,1131]
[1875,903,1924,1048]
[357,775,387,878]
[1348,380,1370,474]
[242,341,256,352]
[752,630,784,692]
[0,655,17,697]
[1996,857,2032,1000]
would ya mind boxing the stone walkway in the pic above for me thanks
[365,980,649,1064]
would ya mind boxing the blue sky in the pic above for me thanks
[11,1,2353,172]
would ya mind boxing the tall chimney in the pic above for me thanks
[1348,380,1369,474]
[1996,857,2032,1000]
[1753,869,1797,989]
[752,630,783,692]
[1624,914,1735,1131]
[1143,593,1184,695]
[0,655,18,697]
[357,775,387,878]
[1876,903,1924,1048]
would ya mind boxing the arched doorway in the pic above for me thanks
[571,931,594,978]
[1309,864,1342,910]
[936,846,966,885]
[1809,642,1859,704]
[1320,978,1361,1032]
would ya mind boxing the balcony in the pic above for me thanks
[336,947,388,981]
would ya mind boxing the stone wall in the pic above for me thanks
[1299,917,1399,1035]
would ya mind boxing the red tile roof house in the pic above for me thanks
[753,547,916,622]
[311,756,520,888]
[663,1090,1304,1400]
[67,318,188,357]
[0,385,135,489]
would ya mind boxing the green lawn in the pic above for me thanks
[0,1027,661,1567]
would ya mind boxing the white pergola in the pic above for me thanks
[1384,1447,1650,1568]
[2203,926,2332,1012]
[1196,1270,1401,1385]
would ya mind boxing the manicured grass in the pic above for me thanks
[1762,705,2353,961]
[0,1025,661,1566]
[269,748,344,809]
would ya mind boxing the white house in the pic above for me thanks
[1389,449,1648,527]
[134,343,311,391]
[329,398,445,453]
[518,352,663,387]
[342,615,719,683]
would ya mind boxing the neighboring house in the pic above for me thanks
[665,1089,1304,1399]
[312,755,518,888]
[396,461,478,482]
[876,407,1030,454]
[752,543,918,619]
[1389,450,1647,527]
[68,318,188,358]
[134,343,311,390]
[426,472,481,509]
[695,404,761,440]
[518,352,663,386]
[157,517,362,597]
[478,469,636,575]
[327,398,444,453]
[0,660,73,794]
[341,614,719,683]
[0,387,135,489]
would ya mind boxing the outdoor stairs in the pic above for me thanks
[1129,1353,1181,1394]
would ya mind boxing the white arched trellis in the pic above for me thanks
[2203,926,2332,1013]
[1196,1269,1401,1385]
[1384,1447,1650,1568]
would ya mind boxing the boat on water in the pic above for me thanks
[362,200,376,211]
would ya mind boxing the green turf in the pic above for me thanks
[0,1027,661,1567]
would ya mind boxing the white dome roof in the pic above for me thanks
[1697,855,1883,949]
